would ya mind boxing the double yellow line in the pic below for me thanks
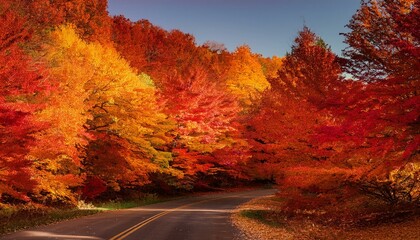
[109,196,230,240]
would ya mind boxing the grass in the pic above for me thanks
[240,209,285,227]
[95,193,161,210]
[0,193,163,236]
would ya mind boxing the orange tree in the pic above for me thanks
[342,0,419,81]
[0,4,48,204]
[156,68,249,190]
[246,27,346,208]
[318,0,420,205]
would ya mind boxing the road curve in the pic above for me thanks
[1,189,276,240]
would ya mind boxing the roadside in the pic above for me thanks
[232,195,420,240]
[0,185,266,236]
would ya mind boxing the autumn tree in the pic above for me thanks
[111,17,167,77]
[246,27,346,207]
[0,5,46,203]
[315,0,420,205]
[342,0,419,81]
[159,68,248,188]
[162,30,202,76]
[111,16,251,189]
[31,25,175,202]
[315,75,419,206]
[225,45,270,109]
[25,0,112,42]
[277,26,343,107]
[258,55,284,79]
[112,17,208,86]
[248,27,343,166]
[196,44,233,85]
[246,90,319,181]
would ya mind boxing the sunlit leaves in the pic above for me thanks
[225,45,270,109]
[30,25,174,202]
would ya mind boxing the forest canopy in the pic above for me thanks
[0,0,418,208]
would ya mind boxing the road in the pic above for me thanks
[1,189,275,240]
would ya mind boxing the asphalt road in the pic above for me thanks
[1,189,276,240]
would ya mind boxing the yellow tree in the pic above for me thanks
[258,55,284,79]
[31,25,175,203]
[225,45,270,109]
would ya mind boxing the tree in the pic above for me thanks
[316,77,420,205]
[316,0,420,205]
[277,26,343,107]
[163,69,239,152]
[225,45,270,109]
[246,27,345,206]
[25,0,112,42]
[160,68,247,188]
[246,91,319,180]
[196,44,233,84]
[111,17,166,76]
[32,25,175,202]
[342,0,419,81]
[111,17,210,87]
[0,5,46,203]
[258,55,284,79]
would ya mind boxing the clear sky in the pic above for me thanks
[107,0,360,58]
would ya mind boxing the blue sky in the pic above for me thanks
[107,0,360,57]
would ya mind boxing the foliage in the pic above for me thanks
[316,75,419,205]
[25,0,112,42]
[246,27,342,182]
[0,4,46,202]
[277,26,343,107]
[225,45,270,109]
[342,0,419,81]
[35,25,175,202]
[1,0,418,215]
[355,161,420,205]
[258,55,284,79]
[160,68,249,188]
[111,17,206,84]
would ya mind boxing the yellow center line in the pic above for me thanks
[109,194,241,240]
